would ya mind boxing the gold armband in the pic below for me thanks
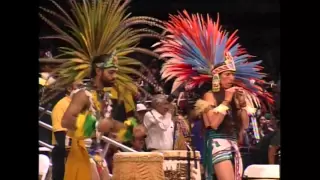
[213,104,229,115]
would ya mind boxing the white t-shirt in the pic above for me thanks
[143,109,174,150]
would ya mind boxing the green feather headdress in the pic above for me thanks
[39,0,164,105]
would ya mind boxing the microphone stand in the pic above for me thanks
[168,86,198,179]
[184,92,198,180]
[172,102,179,150]
[185,117,197,180]
[171,101,193,180]
[187,143,191,180]
[185,92,198,168]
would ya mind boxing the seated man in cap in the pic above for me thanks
[136,103,148,123]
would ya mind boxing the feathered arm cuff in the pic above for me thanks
[195,99,231,117]
[194,99,215,117]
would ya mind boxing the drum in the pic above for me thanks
[243,165,280,180]
[112,152,165,180]
[154,150,201,180]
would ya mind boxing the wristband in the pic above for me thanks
[213,104,229,115]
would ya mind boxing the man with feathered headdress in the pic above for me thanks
[154,11,273,180]
[39,0,163,179]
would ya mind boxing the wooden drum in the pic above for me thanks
[112,152,165,180]
[154,150,201,180]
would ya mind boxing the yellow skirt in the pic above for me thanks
[64,138,91,180]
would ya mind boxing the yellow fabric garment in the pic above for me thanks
[64,91,98,180]
[64,86,134,179]
[51,96,72,145]
[64,138,91,180]
[74,111,89,138]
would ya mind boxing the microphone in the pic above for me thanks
[249,79,277,88]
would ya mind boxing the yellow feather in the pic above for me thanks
[75,69,89,80]
[39,0,164,98]
[71,58,87,63]
[73,64,89,70]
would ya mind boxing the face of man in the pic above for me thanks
[101,68,117,87]
[94,56,118,87]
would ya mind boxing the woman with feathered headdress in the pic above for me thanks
[154,10,273,180]
[39,0,163,179]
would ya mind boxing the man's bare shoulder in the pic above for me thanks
[71,89,90,100]
[69,89,91,109]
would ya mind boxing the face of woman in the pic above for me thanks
[219,71,235,89]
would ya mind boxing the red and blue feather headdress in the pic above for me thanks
[154,10,273,107]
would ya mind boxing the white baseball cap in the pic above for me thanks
[136,103,147,112]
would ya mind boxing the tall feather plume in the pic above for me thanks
[39,0,164,105]
[154,10,273,105]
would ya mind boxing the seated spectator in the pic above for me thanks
[258,114,274,137]
[118,118,147,152]
[252,130,277,164]
[123,127,147,152]
[136,103,148,123]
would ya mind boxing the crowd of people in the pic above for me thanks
[38,0,280,180]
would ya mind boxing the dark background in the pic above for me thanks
[39,0,280,80]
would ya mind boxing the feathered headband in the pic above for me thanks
[153,10,273,105]
[94,50,118,70]
[39,0,164,105]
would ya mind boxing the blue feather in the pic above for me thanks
[229,44,240,55]
[180,36,210,69]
